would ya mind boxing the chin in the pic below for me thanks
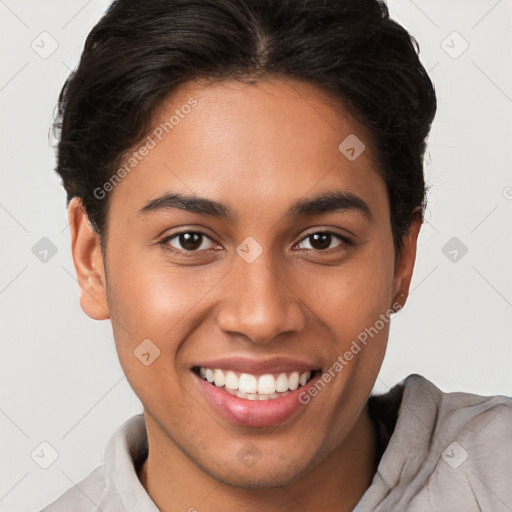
[197,450,313,490]
[210,466,306,490]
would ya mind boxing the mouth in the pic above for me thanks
[192,366,320,401]
[191,361,322,427]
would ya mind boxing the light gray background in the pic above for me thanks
[1,1,511,511]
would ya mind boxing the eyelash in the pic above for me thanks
[159,230,352,257]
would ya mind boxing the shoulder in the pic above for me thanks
[360,375,512,511]
[421,375,512,439]
[39,466,115,512]
[407,374,512,509]
[433,378,512,468]
[402,373,512,447]
[39,413,149,512]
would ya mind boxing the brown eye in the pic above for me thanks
[163,231,216,254]
[309,232,333,250]
[177,232,203,251]
[295,231,349,252]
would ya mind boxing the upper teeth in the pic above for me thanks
[199,367,312,394]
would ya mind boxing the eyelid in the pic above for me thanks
[160,228,353,256]
[294,229,353,250]
[298,227,353,241]
[160,230,219,255]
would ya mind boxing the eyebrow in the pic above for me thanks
[138,190,373,221]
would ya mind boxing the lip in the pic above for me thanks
[193,369,321,428]
[192,356,321,376]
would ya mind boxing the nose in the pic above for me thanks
[215,250,307,344]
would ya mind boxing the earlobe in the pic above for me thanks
[68,198,110,320]
[392,212,422,311]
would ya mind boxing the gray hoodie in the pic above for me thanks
[39,374,512,511]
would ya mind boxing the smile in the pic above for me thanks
[191,357,322,427]
[195,367,318,401]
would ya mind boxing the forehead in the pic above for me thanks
[109,78,388,221]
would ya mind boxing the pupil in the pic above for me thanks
[180,232,202,250]
[311,232,331,250]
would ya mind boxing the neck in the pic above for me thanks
[138,406,377,512]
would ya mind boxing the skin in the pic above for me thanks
[69,77,421,512]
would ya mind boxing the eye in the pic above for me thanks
[294,230,350,252]
[161,231,218,255]
[160,229,351,257]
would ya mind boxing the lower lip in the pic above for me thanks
[194,372,320,427]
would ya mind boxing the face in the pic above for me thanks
[70,78,419,488]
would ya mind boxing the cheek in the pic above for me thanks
[106,247,217,335]
[105,265,191,416]
[297,242,395,394]
[301,249,394,334]
[104,253,226,383]
[107,232,395,349]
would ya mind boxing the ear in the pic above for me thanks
[391,210,422,311]
[68,197,110,320]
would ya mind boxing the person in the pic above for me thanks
[41,0,512,510]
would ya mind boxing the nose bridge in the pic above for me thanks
[216,244,306,343]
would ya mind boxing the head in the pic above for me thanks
[55,0,436,489]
